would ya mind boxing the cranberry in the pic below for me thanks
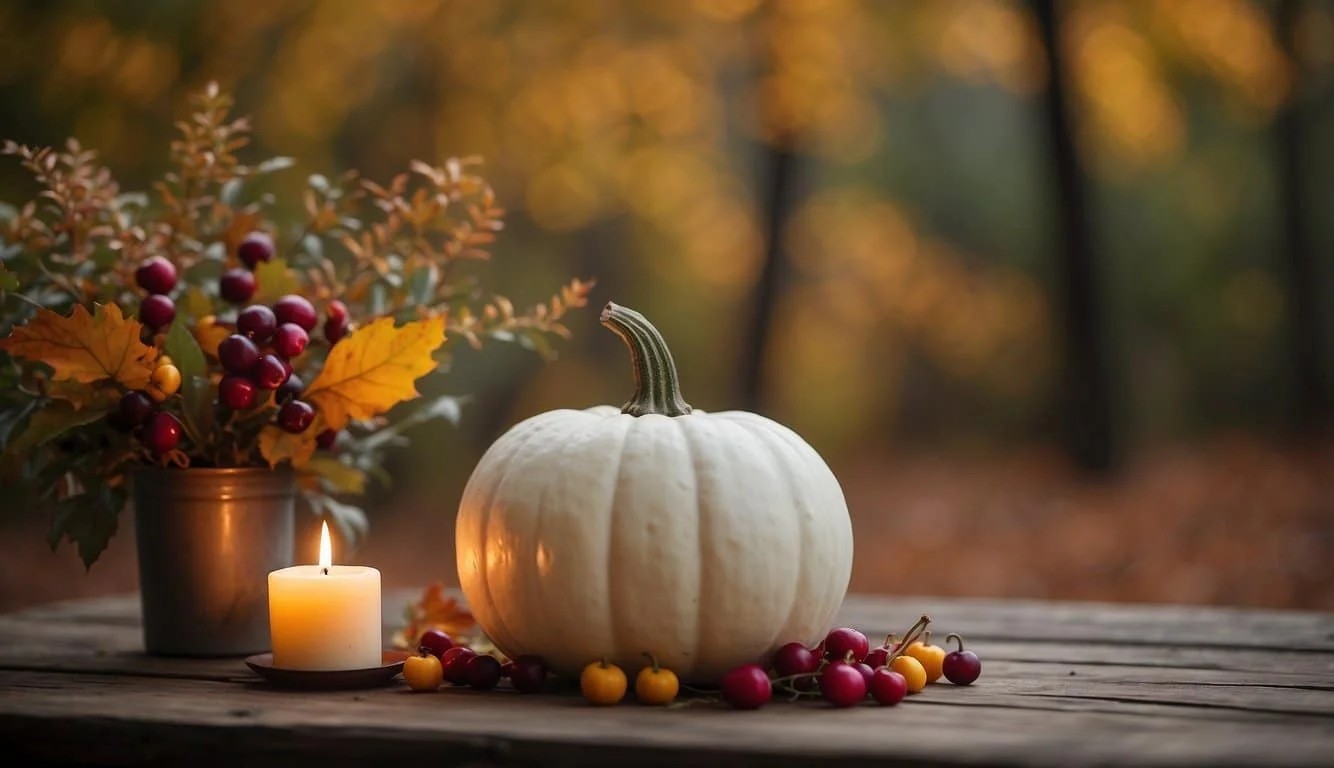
[869,668,908,705]
[218,334,261,375]
[272,322,309,358]
[854,661,875,688]
[219,268,257,305]
[508,655,548,694]
[315,428,339,450]
[942,633,982,686]
[142,411,183,454]
[139,294,176,330]
[466,655,503,690]
[440,647,476,686]
[772,642,820,677]
[273,294,317,331]
[326,300,348,323]
[324,315,349,344]
[236,305,277,342]
[277,400,315,433]
[134,256,176,295]
[720,664,772,710]
[237,231,275,269]
[823,627,869,663]
[251,354,290,390]
[417,629,453,661]
[118,390,156,426]
[818,661,867,707]
[218,375,258,410]
[277,372,304,403]
[865,645,892,669]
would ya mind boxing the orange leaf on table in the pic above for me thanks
[0,303,156,389]
[304,315,445,432]
[394,582,476,650]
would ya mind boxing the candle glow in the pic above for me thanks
[267,521,381,670]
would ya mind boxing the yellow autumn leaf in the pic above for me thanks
[192,315,231,359]
[253,258,302,304]
[0,303,156,389]
[304,316,445,431]
[259,424,318,469]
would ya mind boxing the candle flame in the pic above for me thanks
[319,521,332,571]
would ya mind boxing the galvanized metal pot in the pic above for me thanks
[132,467,295,657]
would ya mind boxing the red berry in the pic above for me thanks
[118,390,156,426]
[772,642,820,677]
[219,375,258,410]
[273,322,309,358]
[251,354,290,390]
[220,268,257,305]
[441,647,476,685]
[218,334,261,375]
[315,428,338,450]
[417,629,453,661]
[721,664,772,710]
[139,294,176,330]
[942,634,982,686]
[823,627,869,663]
[236,305,277,342]
[238,231,275,269]
[326,300,348,323]
[277,372,304,403]
[324,316,349,344]
[854,661,875,688]
[865,646,891,669]
[143,411,182,454]
[278,400,315,433]
[509,655,548,694]
[273,294,317,331]
[134,256,177,295]
[818,661,867,707]
[466,655,503,690]
[869,668,908,706]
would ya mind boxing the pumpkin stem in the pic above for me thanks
[601,302,693,418]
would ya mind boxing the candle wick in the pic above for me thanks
[322,566,328,576]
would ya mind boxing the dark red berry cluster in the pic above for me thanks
[416,629,549,694]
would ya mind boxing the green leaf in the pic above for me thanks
[165,320,213,447]
[1,402,107,475]
[49,479,125,569]
[352,393,466,452]
[253,258,301,303]
[410,263,439,306]
[181,286,215,320]
[0,263,18,292]
[0,398,40,450]
[301,490,368,544]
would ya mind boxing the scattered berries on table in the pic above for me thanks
[772,641,820,677]
[417,629,453,661]
[440,647,476,686]
[466,655,503,690]
[721,663,773,710]
[904,632,946,684]
[509,655,548,694]
[869,668,908,706]
[823,627,869,663]
[889,655,927,694]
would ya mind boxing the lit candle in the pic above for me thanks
[268,522,381,670]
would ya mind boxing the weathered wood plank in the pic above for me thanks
[2,670,1332,768]
[2,593,1333,766]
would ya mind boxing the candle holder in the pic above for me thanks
[245,650,410,690]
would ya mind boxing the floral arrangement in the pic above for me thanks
[0,83,591,566]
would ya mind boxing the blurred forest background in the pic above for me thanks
[1,0,1331,611]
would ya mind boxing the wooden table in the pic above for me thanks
[1,592,1331,767]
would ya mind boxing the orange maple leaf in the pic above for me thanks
[304,315,445,431]
[393,583,476,650]
[0,303,156,389]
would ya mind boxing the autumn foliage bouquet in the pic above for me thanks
[0,83,591,566]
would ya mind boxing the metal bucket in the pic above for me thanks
[133,467,295,656]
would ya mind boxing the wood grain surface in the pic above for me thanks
[1,592,1331,767]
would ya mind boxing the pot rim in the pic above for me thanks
[131,465,295,478]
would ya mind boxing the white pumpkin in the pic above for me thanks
[456,302,853,682]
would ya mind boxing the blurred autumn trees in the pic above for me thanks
[1,0,1331,465]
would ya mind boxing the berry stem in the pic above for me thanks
[887,615,932,664]
[945,632,967,653]
[643,652,660,673]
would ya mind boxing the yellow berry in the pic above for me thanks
[157,354,174,368]
[890,655,927,693]
[148,363,181,401]
[403,652,443,692]
[905,633,946,683]
[580,659,627,706]
[634,657,679,705]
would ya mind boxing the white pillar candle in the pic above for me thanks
[268,521,381,670]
